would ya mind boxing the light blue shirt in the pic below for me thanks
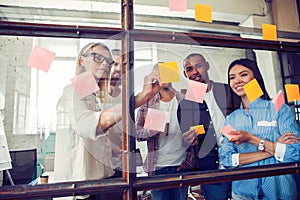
[220,98,300,200]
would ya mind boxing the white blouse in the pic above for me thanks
[54,85,114,184]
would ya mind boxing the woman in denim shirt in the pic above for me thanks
[220,58,300,200]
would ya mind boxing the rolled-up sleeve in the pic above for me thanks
[136,103,149,141]
[75,109,102,140]
[219,117,238,168]
[277,104,300,162]
[73,93,106,140]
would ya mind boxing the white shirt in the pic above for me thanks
[54,85,114,185]
[204,84,226,169]
[156,96,186,167]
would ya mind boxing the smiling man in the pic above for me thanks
[177,53,240,200]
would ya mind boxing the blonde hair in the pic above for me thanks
[76,42,112,102]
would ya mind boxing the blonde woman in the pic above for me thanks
[54,42,163,199]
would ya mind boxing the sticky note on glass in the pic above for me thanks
[221,125,237,140]
[194,4,212,23]
[158,62,180,83]
[285,84,300,102]
[169,0,187,11]
[262,23,277,41]
[272,90,285,112]
[71,71,99,99]
[144,108,168,132]
[190,124,205,135]
[243,78,263,103]
[185,80,208,103]
[27,45,56,72]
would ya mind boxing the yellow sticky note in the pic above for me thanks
[194,4,212,23]
[262,23,277,41]
[243,78,263,103]
[190,125,205,135]
[158,62,180,83]
[285,84,300,102]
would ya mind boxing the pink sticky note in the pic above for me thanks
[71,71,99,99]
[144,108,168,132]
[27,45,56,72]
[221,125,237,140]
[185,80,208,103]
[272,90,285,112]
[169,0,187,12]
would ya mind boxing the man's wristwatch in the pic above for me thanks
[258,139,265,151]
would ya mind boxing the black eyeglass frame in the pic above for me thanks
[83,52,114,67]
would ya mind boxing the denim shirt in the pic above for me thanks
[220,98,300,199]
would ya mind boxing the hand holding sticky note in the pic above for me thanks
[221,125,237,140]
[185,80,208,103]
[190,124,205,135]
[71,71,99,99]
[144,108,169,132]
[272,90,285,112]
[158,62,180,83]
[243,78,263,103]
[284,84,300,102]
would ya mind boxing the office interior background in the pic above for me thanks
[0,0,299,199]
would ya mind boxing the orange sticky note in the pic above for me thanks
[185,80,208,103]
[27,45,56,72]
[285,84,300,102]
[158,62,180,83]
[144,108,169,132]
[272,90,285,112]
[71,71,99,99]
[262,23,277,41]
[221,125,237,140]
[169,0,187,11]
[194,4,212,23]
[243,78,263,103]
[190,124,205,135]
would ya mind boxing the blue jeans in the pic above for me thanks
[201,182,231,200]
[151,166,189,200]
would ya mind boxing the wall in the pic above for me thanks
[0,36,43,151]
[272,0,300,32]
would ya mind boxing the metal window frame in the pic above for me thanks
[0,0,300,199]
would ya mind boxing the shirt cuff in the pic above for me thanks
[275,142,286,162]
[232,153,239,167]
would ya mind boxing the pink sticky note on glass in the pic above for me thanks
[169,0,187,11]
[144,108,168,132]
[27,45,56,72]
[221,125,237,140]
[272,90,285,112]
[71,71,99,99]
[185,80,208,103]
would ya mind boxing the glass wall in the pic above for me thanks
[0,0,299,199]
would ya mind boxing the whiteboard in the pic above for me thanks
[0,92,12,171]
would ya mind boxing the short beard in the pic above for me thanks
[110,78,121,87]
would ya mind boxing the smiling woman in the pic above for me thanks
[220,58,300,200]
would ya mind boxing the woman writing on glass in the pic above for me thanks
[54,42,163,196]
[220,58,300,200]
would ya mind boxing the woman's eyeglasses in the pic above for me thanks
[83,52,114,66]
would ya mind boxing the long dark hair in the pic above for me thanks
[227,58,270,102]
